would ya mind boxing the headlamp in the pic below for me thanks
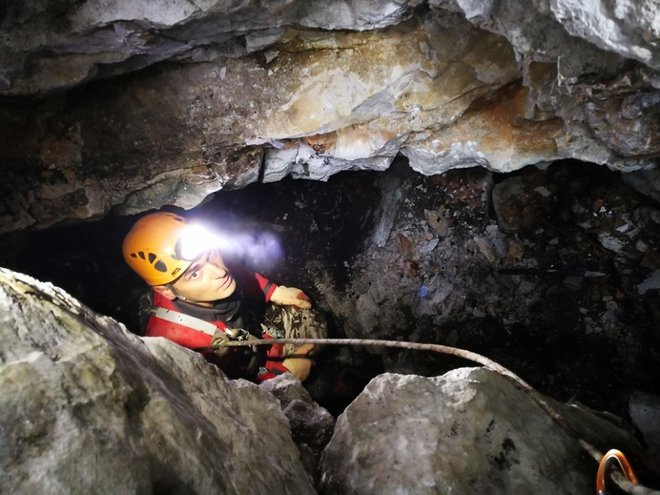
[172,220,283,269]
[174,224,221,261]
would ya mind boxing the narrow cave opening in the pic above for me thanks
[1,157,658,422]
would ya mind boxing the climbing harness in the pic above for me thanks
[208,336,659,494]
[151,306,218,336]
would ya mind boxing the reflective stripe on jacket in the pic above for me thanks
[145,271,288,381]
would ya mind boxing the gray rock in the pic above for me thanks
[549,0,659,70]
[319,368,652,495]
[637,269,660,295]
[261,374,336,482]
[260,373,335,454]
[0,2,658,233]
[630,391,660,459]
[492,176,525,233]
[623,167,660,204]
[0,0,424,98]
[0,268,315,494]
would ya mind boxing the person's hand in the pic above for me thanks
[270,286,312,309]
[282,343,315,381]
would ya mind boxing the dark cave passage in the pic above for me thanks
[0,159,658,420]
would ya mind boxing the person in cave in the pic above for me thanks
[122,211,317,383]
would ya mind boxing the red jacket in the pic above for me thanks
[145,272,288,382]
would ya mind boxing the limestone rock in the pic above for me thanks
[0,13,524,233]
[623,167,660,204]
[550,0,659,70]
[492,174,557,233]
[0,0,424,98]
[431,0,656,71]
[0,268,315,494]
[261,373,336,482]
[431,1,660,166]
[0,2,658,234]
[319,368,652,494]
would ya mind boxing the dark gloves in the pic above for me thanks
[211,328,265,379]
[212,328,257,357]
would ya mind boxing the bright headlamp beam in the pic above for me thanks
[177,224,220,261]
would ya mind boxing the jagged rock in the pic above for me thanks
[319,368,654,494]
[637,269,660,296]
[549,0,659,69]
[0,12,524,233]
[1,2,658,233]
[261,373,336,482]
[0,268,315,494]
[432,0,658,70]
[1,0,424,98]
[4,0,656,97]
[430,0,660,167]
[317,162,658,416]
[623,167,660,204]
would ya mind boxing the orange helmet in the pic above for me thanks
[122,212,193,286]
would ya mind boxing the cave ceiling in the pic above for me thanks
[0,0,658,233]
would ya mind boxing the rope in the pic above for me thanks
[224,337,528,386]
[214,337,656,493]
[218,337,566,421]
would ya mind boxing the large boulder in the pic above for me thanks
[0,267,315,494]
[319,368,655,494]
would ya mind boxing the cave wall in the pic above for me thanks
[2,159,657,420]
[314,160,660,416]
[1,0,658,233]
[2,3,660,490]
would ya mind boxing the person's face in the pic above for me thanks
[169,250,236,304]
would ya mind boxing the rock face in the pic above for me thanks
[319,368,651,494]
[0,268,315,494]
[1,0,426,97]
[312,160,659,417]
[0,0,658,233]
[260,374,336,483]
[1,266,657,494]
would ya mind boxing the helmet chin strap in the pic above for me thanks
[167,284,187,301]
